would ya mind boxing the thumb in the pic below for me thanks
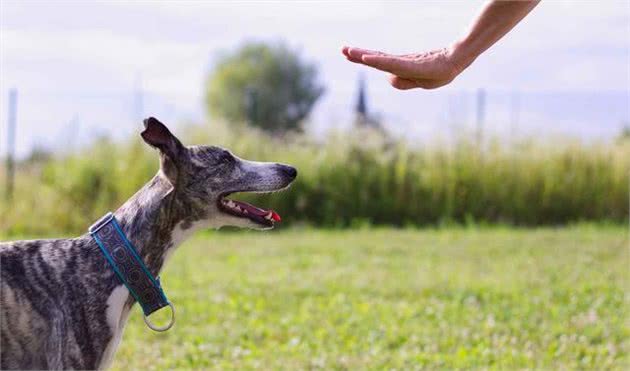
[388,75,418,90]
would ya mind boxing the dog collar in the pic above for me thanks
[89,212,175,332]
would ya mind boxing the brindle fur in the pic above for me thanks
[0,118,296,370]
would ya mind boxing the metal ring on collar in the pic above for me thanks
[143,303,175,332]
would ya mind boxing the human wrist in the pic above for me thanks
[448,38,478,74]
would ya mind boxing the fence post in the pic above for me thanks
[6,88,17,201]
[476,88,485,150]
[510,91,520,143]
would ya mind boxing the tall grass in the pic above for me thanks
[1,122,628,236]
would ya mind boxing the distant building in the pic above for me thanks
[354,74,382,131]
[356,75,367,118]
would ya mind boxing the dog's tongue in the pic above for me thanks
[232,200,281,222]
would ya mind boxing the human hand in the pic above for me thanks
[342,45,472,90]
[342,1,540,90]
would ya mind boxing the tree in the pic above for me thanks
[206,42,325,134]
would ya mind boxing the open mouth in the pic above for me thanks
[218,194,282,228]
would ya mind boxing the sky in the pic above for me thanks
[1,0,629,158]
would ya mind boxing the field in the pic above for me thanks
[110,227,628,370]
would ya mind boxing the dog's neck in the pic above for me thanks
[111,173,201,275]
[91,173,208,370]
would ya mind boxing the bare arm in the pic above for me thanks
[343,0,540,90]
[452,0,541,69]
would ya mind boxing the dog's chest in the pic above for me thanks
[97,285,131,370]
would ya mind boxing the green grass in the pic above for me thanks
[111,227,628,370]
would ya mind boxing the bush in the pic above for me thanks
[1,122,628,236]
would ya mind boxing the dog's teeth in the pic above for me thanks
[226,200,235,207]
[265,212,273,220]
[243,210,248,214]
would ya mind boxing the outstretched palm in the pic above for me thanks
[342,46,467,90]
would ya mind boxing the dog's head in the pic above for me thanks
[141,117,297,230]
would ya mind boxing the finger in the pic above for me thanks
[341,47,365,64]
[388,75,418,90]
[345,55,363,64]
[345,47,386,61]
[361,54,418,77]
[343,46,386,65]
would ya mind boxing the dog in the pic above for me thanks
[0,117,297,370]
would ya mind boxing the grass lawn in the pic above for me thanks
[111,227,628,370]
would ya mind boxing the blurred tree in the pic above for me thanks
[206,42,325,134]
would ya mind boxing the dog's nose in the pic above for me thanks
[278,164,297,180]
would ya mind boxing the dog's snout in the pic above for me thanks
[277,164,297,180]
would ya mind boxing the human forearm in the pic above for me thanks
[342,0,540,90]
[451,0,541,70]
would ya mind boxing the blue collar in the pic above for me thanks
[89,212,175,332]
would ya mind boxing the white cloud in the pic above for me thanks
[0,0,628,157]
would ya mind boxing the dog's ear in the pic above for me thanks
[141,117,185,183]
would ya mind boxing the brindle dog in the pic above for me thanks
[0,118,297,370]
